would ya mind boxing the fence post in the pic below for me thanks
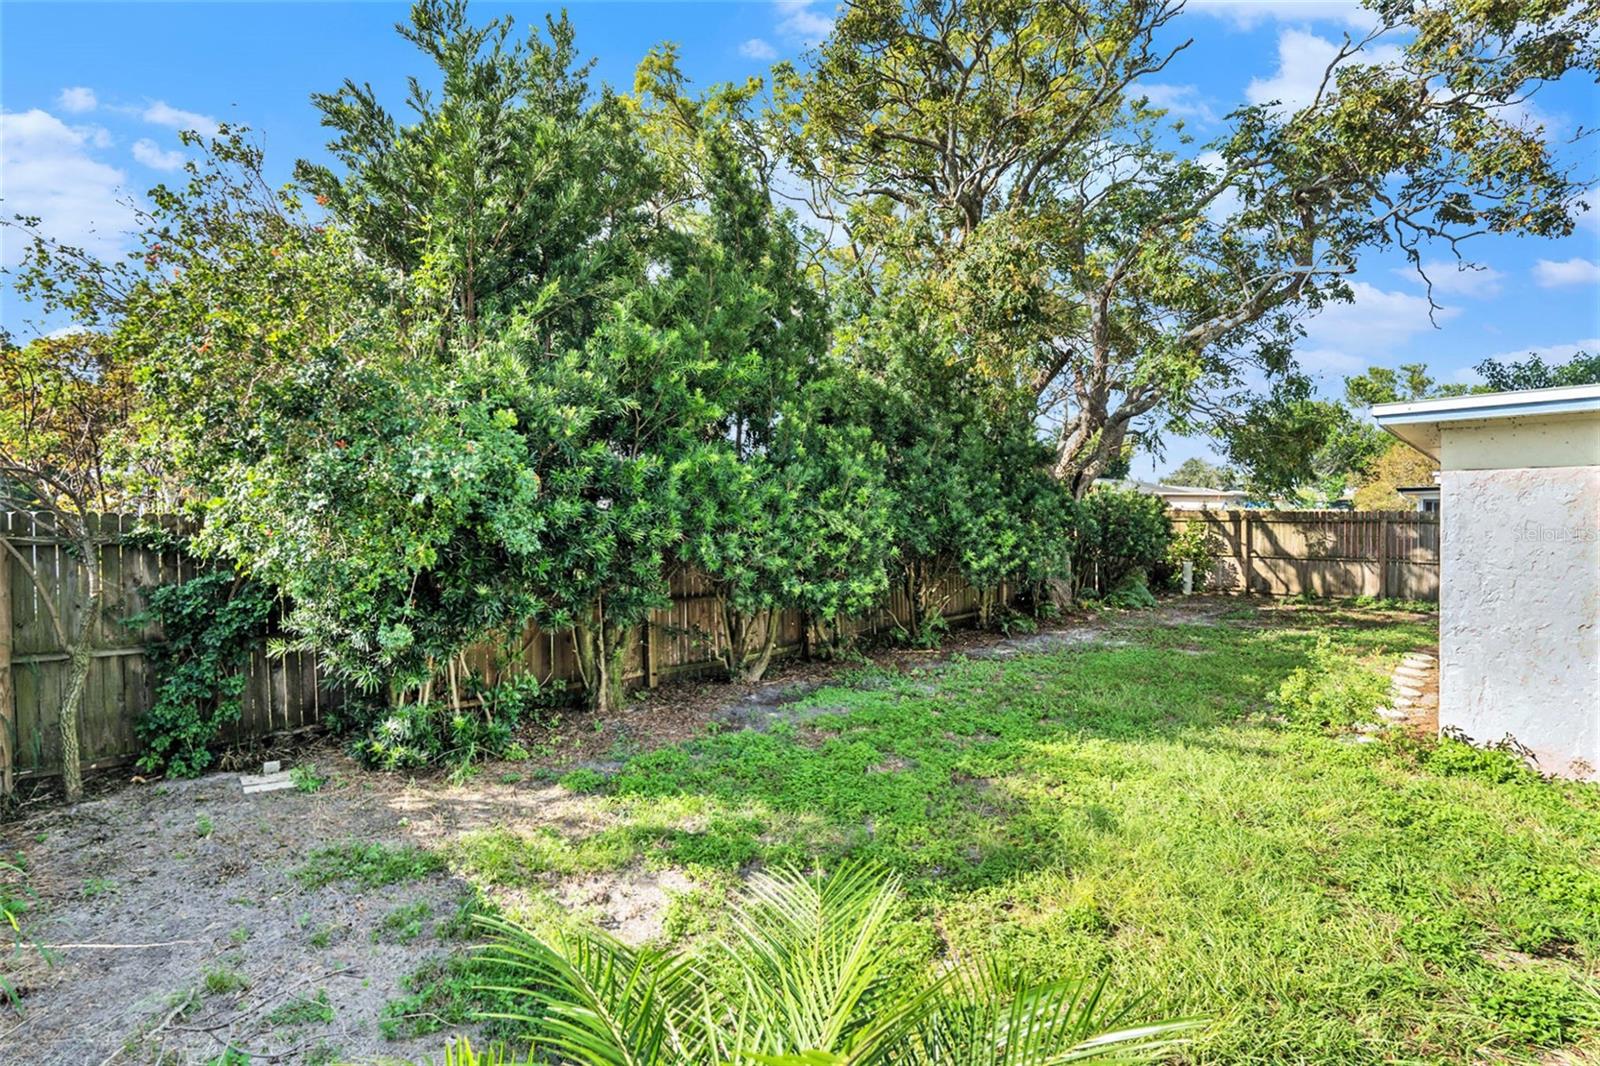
[1376,512,1391,599]
[1241,511,1255,595]
[1232,512,1244,593]
[0,521,13,797]
[645,614,660,689]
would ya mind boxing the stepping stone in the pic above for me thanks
[1391,696,1415,710]
[240,759,293,795]
[240,770,293,795]
[1377,706,1408,722]
[1394,665,1431,679]
[1392,682,1423,698]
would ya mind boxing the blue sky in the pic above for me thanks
[2,0,1597,475]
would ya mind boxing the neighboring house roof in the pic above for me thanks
[1396,485,1440,497]
[1096,478,1250,500]
[1372,384,1600,460]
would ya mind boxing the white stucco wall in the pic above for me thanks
[1438,460,1600,778]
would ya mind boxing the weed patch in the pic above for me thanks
[293,842,444,890]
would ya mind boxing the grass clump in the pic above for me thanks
[202,966,248,996]
[267,988,335,1027]
[291,764,327,793]
[293,842,444,890]
[1476,967,1597,1047]
[380,953,530,1042]
[375,900,434,944]
[1269,633,1391,730]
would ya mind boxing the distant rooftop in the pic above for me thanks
[1098,478,1249,497]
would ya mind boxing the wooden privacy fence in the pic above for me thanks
[2,507,1438,789]
[0,511,995,788]
[1175,509,1440,601]
[0,511,339,791]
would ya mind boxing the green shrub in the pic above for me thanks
[131,571,275,777]
[1425,735,1537,784]
[351,674,566,772]
[472,863,1194,1064]
[1103,573,1158,609]
[1164,522,1217,589]
[1074,488,1172,598]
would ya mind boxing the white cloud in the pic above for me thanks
[740,37,778,60]
[1534,257,1600,288]
[1394,258,1505,298]
[57,87,98,114]
[1297,281,1458,369]
[1197,150,1244,221]
[0,109,138,267]
[1246,29,1401,111]
[137,100,221,139]
[131,137,186,171]
[1189,1,1377,30]
[78,125,114,149]
[1139,83,1220,124]
[1298,346,1368,373]
[774,0,834,45]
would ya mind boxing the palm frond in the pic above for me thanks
[474,911,712,1066]
[896,962,1200,1065]
[466,865,1199,1066]
[435,1035,537,1065]
[717,864,909,1057]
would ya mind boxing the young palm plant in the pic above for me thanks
[467,864,1197,1065]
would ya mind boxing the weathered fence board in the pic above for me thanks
[1176,509,1439,601]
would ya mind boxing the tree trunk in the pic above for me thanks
[737,610,780,683]
[720,601,781,683]
[977,586,997,628]
[572,615,628,715]
[58,540,102,804]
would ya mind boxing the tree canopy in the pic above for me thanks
[771,0,1594,494]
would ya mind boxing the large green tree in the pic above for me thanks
[774,0,1594,494]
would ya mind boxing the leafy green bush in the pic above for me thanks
[1074,488,1172,598]
[350,673,563,772]
[1103,574,1158,609]
[1270,635,1390,730]
[131,572,275,777]
[1424,734,1538,784]
[1164,522,1217,589]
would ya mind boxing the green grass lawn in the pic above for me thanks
[448,603,1600,1063]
